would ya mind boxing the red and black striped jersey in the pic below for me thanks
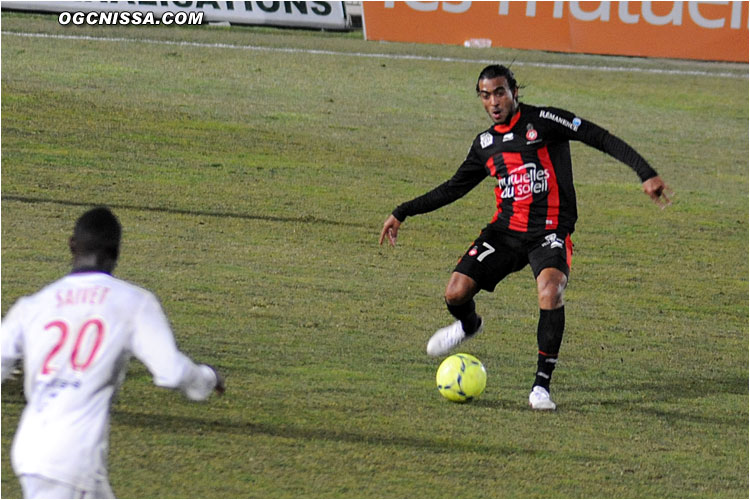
[393,103,657,236]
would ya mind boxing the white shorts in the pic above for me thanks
[19,474,114,499]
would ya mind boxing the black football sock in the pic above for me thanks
[446,299,481,336]
[534,306,565,391]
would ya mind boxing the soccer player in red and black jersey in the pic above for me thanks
[379,64,671,410]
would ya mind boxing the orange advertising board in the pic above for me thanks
[362,1,748,62]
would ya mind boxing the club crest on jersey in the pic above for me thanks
[468,246,479,257]
[526,123,538,142]
[480,132,493,149]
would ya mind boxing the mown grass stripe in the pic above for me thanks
[3,30,747,79]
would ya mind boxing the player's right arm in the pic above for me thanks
[380,146,487,246]
[130,291,223,400]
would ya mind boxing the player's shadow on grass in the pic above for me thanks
[471,398,523,411]
[112,409,540,457]
[2,194,368,228]
[571,371,747,427]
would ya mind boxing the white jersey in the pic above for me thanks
[1,271,217,491]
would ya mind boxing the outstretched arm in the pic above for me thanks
[642,175,672,209]
[598,133,674,208]
[379,214,402,247]
[1,300,25,382]
[379,152,488,247]
[178,362,225,400]
[541,107,672,204]
[131,292,224,400]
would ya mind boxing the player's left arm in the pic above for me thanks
[588,127,673,208]
[1,299,26,381]
[641,175,672,209]
[542,107,673,208]
[130,292,223,399]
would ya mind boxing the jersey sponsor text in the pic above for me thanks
[498,163,550,201]
[539,110,580,131]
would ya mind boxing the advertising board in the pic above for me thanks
[2,1,351,30]
[362,1,748,62]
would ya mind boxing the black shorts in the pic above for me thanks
[453,229,573,292]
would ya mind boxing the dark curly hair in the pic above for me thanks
[475,64,518,94]
[73,206,121,261]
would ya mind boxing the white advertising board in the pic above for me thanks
[2,1,351,30]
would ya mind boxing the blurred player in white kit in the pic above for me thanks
[1,206,225,499]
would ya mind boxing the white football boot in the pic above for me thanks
[426,318,483,357]
[528,386,557,411]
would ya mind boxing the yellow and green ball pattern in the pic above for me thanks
[436,353,487,403]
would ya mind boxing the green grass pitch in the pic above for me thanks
[1,11,747,498]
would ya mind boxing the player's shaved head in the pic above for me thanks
[71,206,121,263]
